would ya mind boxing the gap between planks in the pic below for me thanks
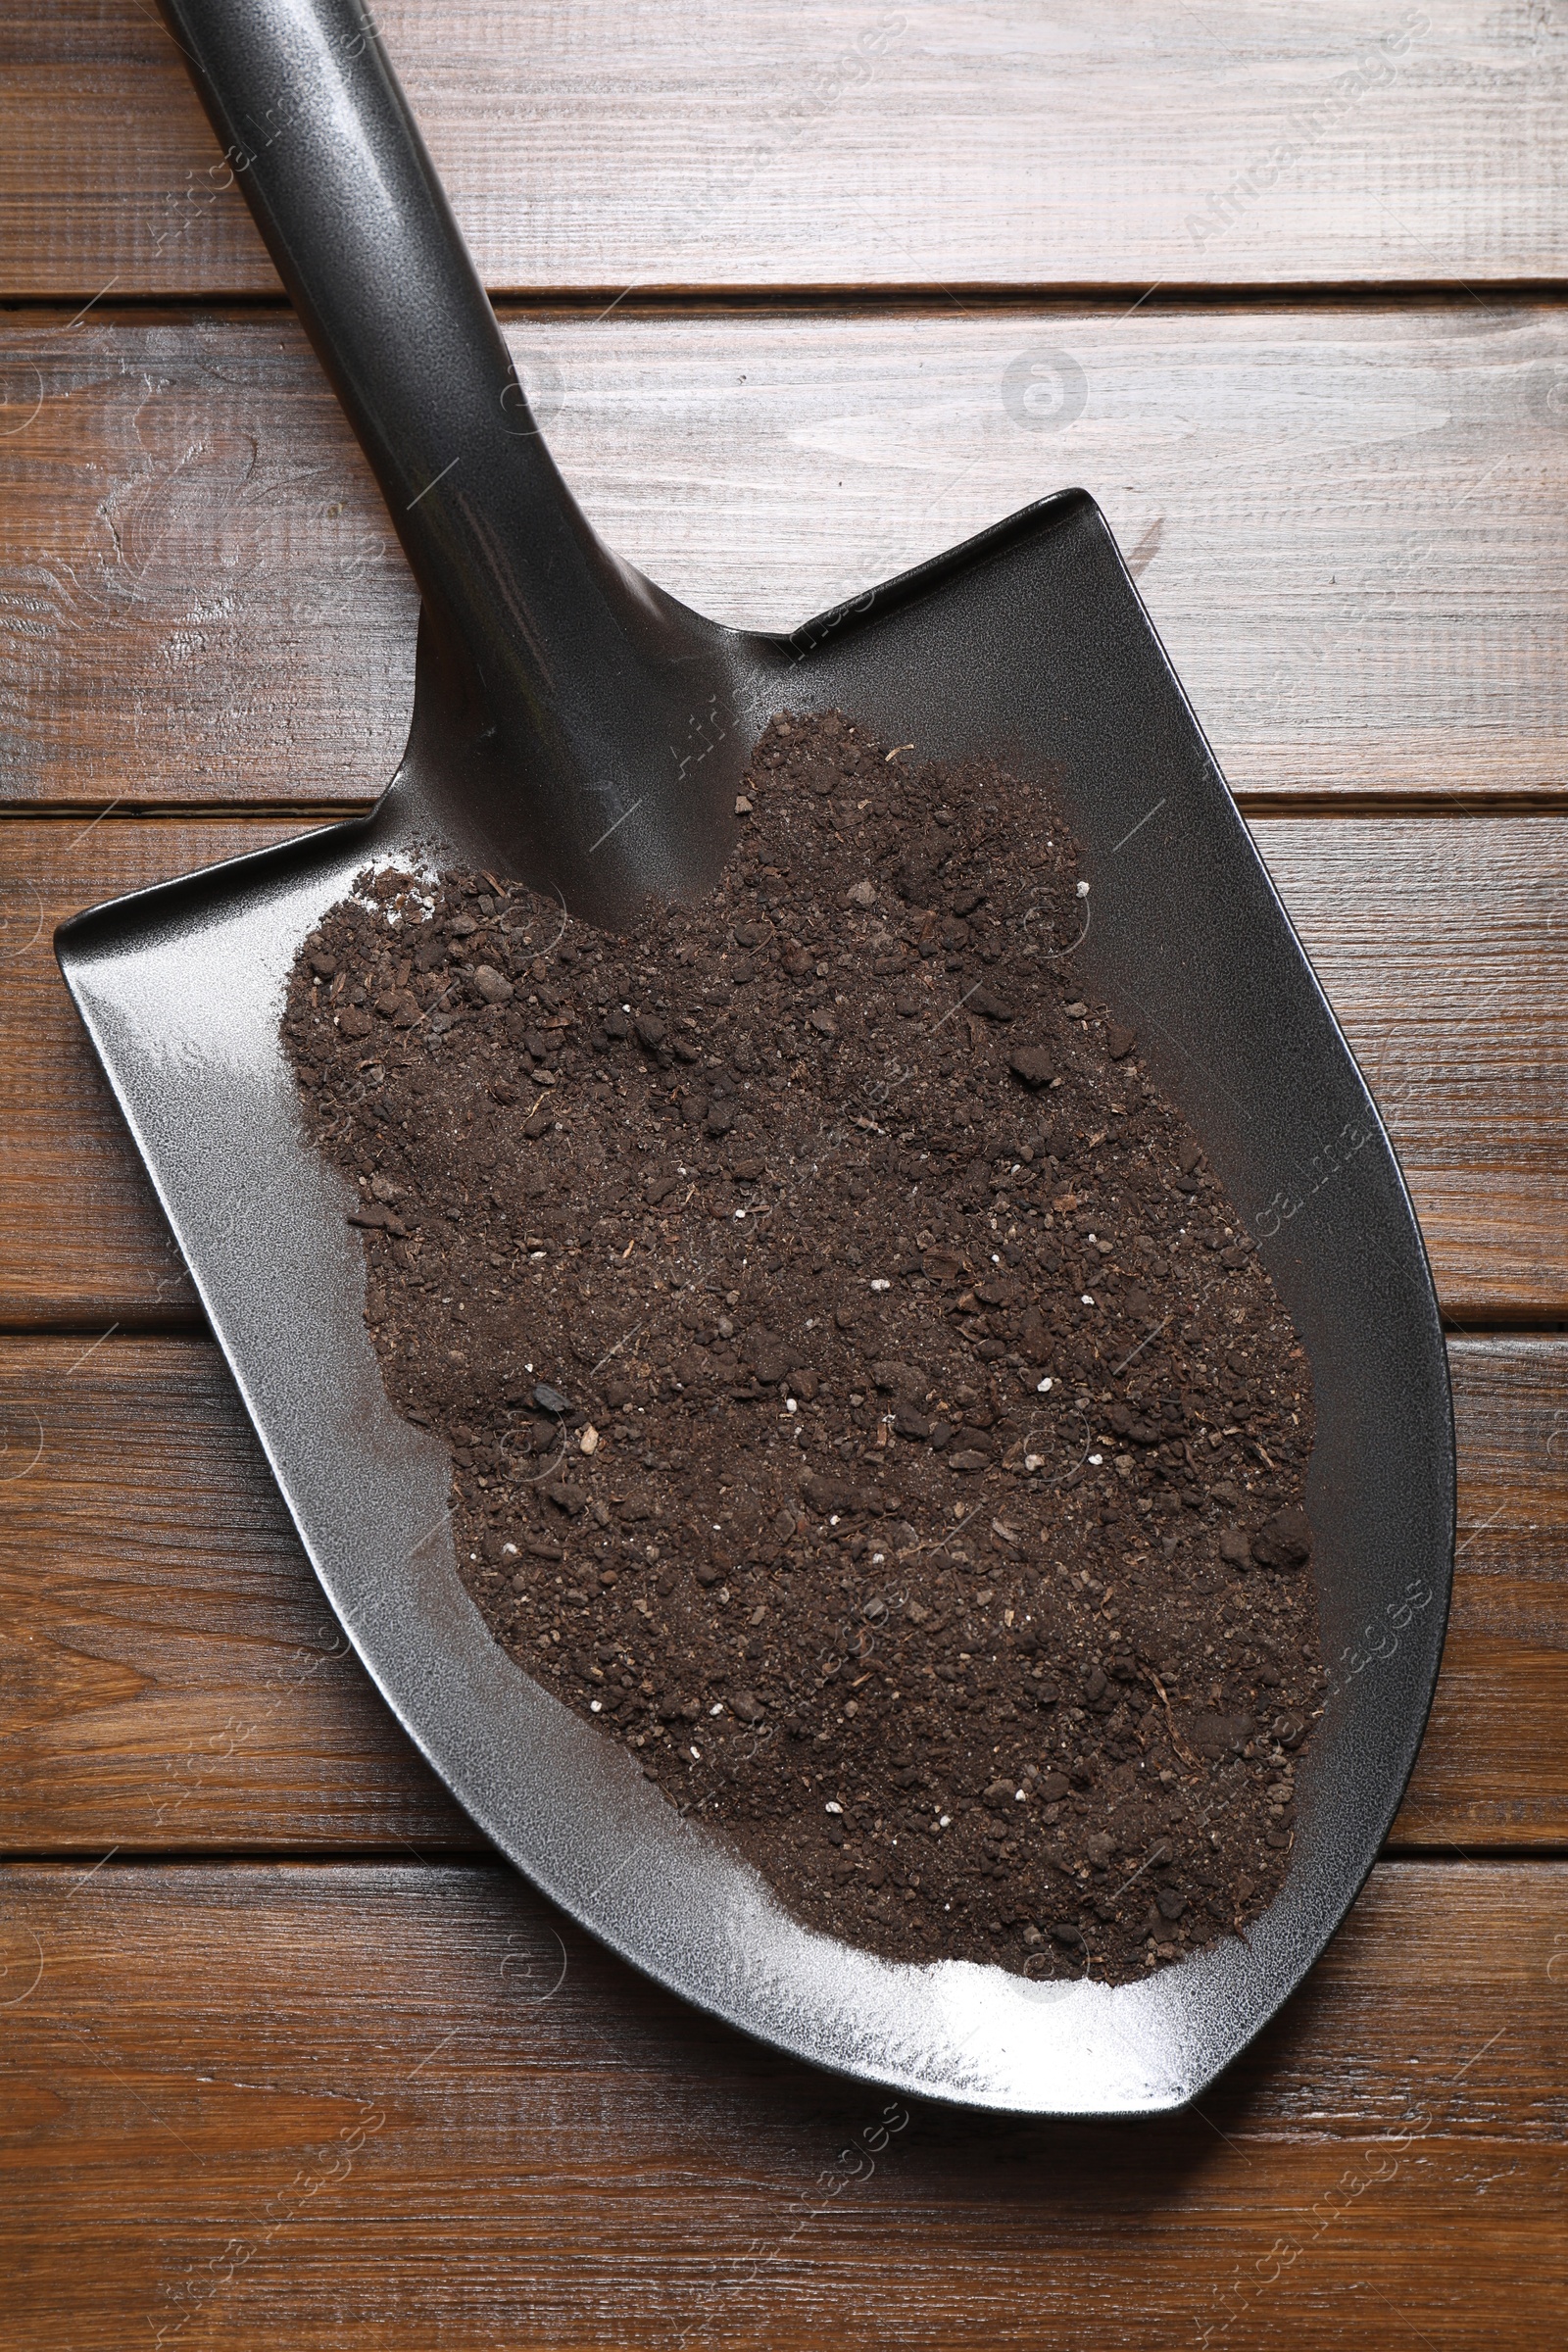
[4,281,1568,316]
[0,1846,1554,1872]
[9,796,1568,823]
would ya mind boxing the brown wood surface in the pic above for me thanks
[4,306,1568,809]
[4,2,1566,297]
[0,1335,469,1855]
[2,1858,1563,2349]
[0,1333,1561,1857]
[3,810,1565,1324]
[0,817,305,1327]
[3,0,1565,2334]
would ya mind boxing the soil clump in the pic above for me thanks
[282,710,1322,1983]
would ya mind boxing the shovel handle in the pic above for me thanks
[158,0,739,911]
[157,0,654,699]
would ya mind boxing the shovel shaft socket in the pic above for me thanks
[160,0,748,915]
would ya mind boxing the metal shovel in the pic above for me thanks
[56,0,1452,2114]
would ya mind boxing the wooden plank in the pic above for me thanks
[3,3,1565,297]
[0,1337,472,1853]
[4,306,1568,808]
[2,810,1565,1323]
[1395,1339,1568,1849]
[1,1858,1562,2348]
[1253,818,1568,1323]
[0,1333,1559,1855]
[0,817,308,1327]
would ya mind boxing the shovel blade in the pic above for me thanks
[56,492,1451,2114]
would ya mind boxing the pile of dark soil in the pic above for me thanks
[282,710,1323,1984]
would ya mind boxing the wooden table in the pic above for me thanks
[3,6,1565,2343]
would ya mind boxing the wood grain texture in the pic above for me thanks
[0,1337,470,1853]
[0,1334,1560,1854]
[1396,1339,1568,1848]
[0,817,307,1326]
[3,0,1561,2322]
[1,1858,1563,2349]
[3,2,1566,298]
[1255,817,1568,1323]
[3,811,1565,1323]
[4,306,1568,808]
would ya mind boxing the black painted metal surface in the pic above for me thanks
[54,0,1452,2113]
